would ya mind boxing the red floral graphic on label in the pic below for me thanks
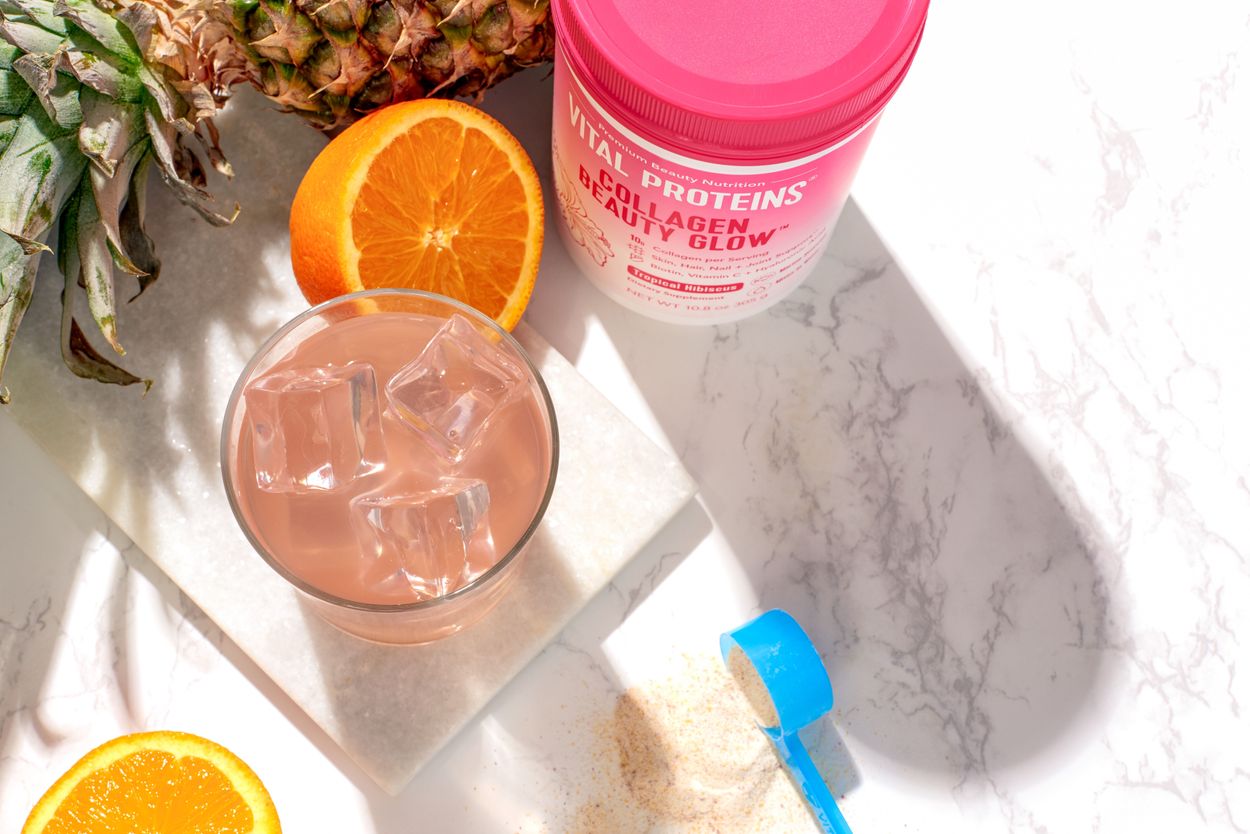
[554,148,614,266]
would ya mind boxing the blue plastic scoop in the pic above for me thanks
[720,609,853,834]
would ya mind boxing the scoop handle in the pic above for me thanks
[773,732,853,834]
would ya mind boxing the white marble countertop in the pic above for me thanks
[3,2,1248,831]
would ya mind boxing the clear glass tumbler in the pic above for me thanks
[221,290,558,645]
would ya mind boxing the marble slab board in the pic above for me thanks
[0,90,695,793]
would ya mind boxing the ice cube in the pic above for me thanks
[350,479,495,599]
[385,315,526,462]
[245,363,385,493]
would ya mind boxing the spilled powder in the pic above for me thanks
[566,653,825,833]
[727,647,780,728]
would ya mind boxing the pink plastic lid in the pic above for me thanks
[554,0,930,161]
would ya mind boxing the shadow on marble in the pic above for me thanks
[0,417,101,763]
[566,199,1123,785]
[0,420,219,820]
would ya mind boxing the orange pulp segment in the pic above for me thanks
[290,99,544,331]
[22,731,281,834]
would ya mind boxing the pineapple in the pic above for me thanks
[213,0,554,132]
[0,0,553,402]
[0,0,238,401]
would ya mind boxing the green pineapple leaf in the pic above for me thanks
[0,0,233,402]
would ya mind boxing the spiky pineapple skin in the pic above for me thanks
[216,0,554,132]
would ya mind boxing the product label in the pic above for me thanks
[551,52,877,323]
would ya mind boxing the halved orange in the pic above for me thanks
[290,99,544,331]
[22,731,281,834]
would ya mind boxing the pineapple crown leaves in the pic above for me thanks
[0,0,238,403]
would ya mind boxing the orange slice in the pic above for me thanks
[22,731,281,834]
[290,99,544,331]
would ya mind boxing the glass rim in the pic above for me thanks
[219,288,560,614]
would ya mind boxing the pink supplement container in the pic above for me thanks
[550,0,930,324]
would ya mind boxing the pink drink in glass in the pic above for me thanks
[221,291,557,644]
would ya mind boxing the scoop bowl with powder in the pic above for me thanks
[720,609,854,834]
